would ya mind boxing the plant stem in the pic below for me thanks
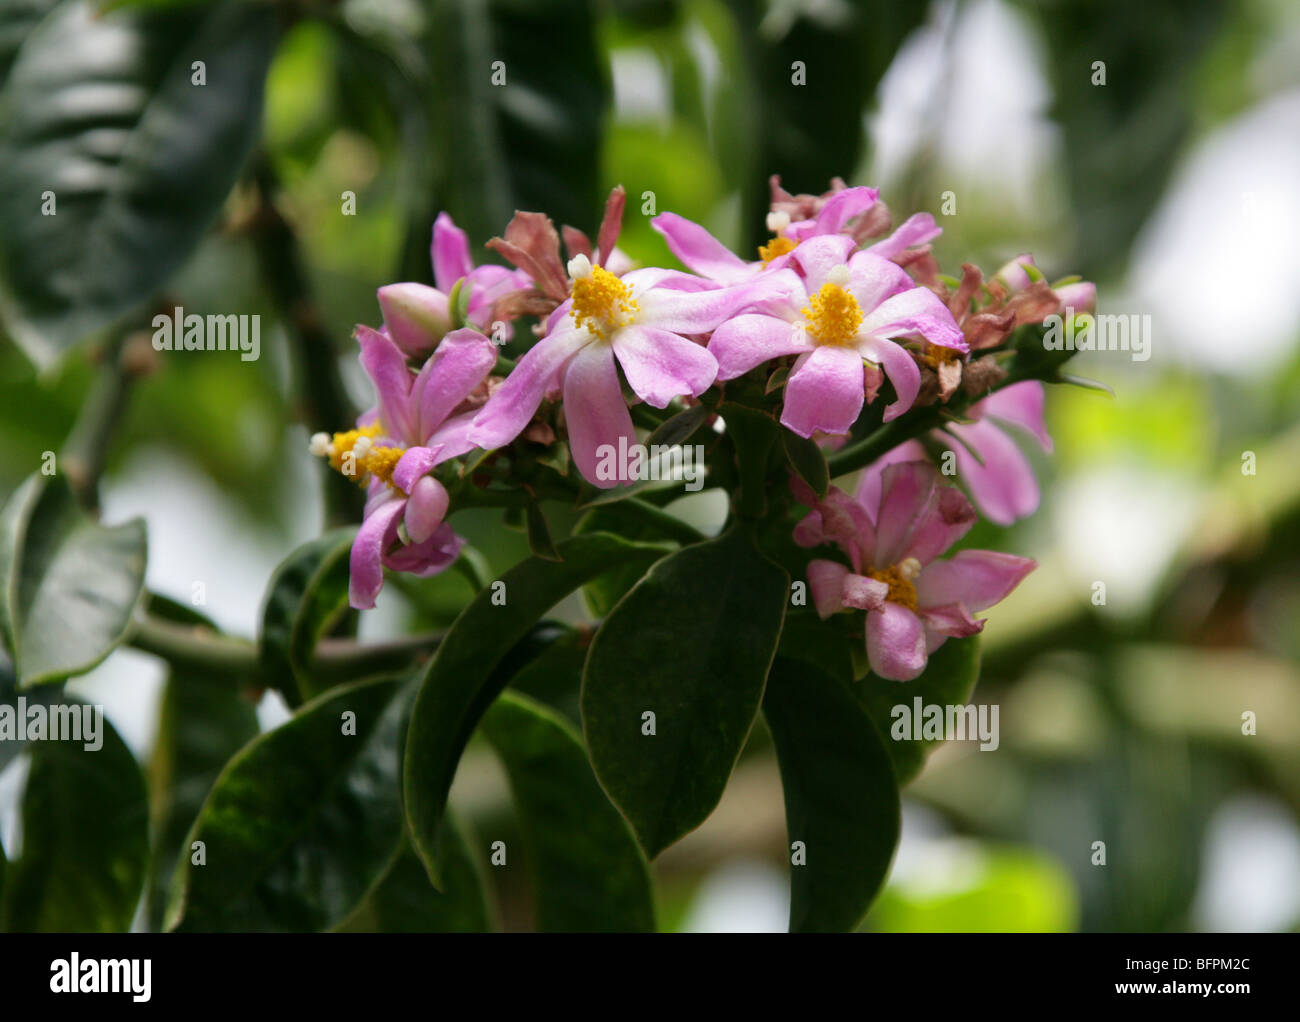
[60,331,135,512]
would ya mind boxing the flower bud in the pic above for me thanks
[377,283,452,357]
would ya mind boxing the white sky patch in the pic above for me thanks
[680,859,789,932]
[1194,795,1300,932]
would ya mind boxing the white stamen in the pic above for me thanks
[352,436,373,460]
[567,253,593,280]
[308,432,332,457]
[826,264,851,287]
[766,211,791,234]
[899,557,923,580]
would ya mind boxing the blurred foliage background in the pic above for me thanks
[3,0,1300,931]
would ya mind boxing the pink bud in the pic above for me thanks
[377,283,452,357]
[1053,281,1097,316]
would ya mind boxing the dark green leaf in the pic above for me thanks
[857,635,981,784]
[404,533,669,884]
[481,691,655,932]
[525,502,560,561]
[764,657,900,932]
[258,528,356,707]
[782,429,829,500]
[166,676,411,932]
[2,713,148,931]
[645,403,711,450]
[2,474,146,687]
[0,0,280,363]
[582,526,788,857]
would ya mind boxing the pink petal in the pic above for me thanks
[426,410,480,463]
[994,253,1035,291]
[847,250,917,312]
[808,559,850,618]
[708,313,810,381]
[611,325,718,407]
[811,186,880,236]
[859,285,967,352]
[356,325,416,444]
[865,212,942,260]
[900,483,977,566]
[853,439,928,524]
[842,572,888,611]
[650,212,753,283]
[432,212,474,292]
[562,341,637,488]
[391,444,442,494]
[384,521,464,578]
[975,380,1052,452]
[780,344,865,438]
[1054,281,1096,315]
[403,475,450,544]
[349,496,405,609]
[791,234,857,288]
[916,550,1036,613]
[468,327,591,450]
[943,419,1039,526]
[918,602,984,639]
[871,460,938,568]
[866,602,928,682]
[638,271,799,335]
[413,327,498,440]
[857,336,921,422]
[378,283,451,357]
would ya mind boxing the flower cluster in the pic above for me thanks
[311,177,1091,680]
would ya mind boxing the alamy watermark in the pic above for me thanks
[593,438,706,491]
[151,305,260,361]
[0,698,103,751]
[890,697,999,751]
[1043,308,1151,362]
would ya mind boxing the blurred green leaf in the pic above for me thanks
[764,656,900,932]
[166,675,411,932]
[482,691,655,931]
[0,0,279,364]
[582,527,788,857]
[1,474,146,687]
[2,714,148,932]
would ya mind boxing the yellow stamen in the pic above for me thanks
[320,422,406,490]
[758,235,797,265]
[362,446,405,487]
[571,265,637,340]
[328,422,383,477]
[869,563,918,611]
[922,343,962,368]
[802,281,864,346]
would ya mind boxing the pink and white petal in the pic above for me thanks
[790,234,857,288]
[612,325,718,407]
[780,344,865,438]
[792,509,825,548]
[974,380,1052,452]
[842,572,889,612]
[467,327,591,450]
[638,270,801,335]
[403,475,450,544]
[866,603,929,682]
[818,488,877,569]
[865,212,942,260]
[356,325,416,443]
[649,212,754,284]
[853,439,928,524]
[847,250,917,311]
[413,327,499,439]
[858,336,921,422]
[426,410,479,463]
[916,550,1036,614]
[918,602,985,639]
[349,496,405,609]
[943,419,1039,526]
[859,286,967,352]
[900,482,977,565]
[562,341,638,488]
[807,559,850,619]
[812,186,880,237]
[432,212,474,292]
[708,313,810,381]
[391,444,443,493]
[872,460,939,567]
[384,521,464,578]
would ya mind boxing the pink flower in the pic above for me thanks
[707,236,966,437]
[799,462,1035,681]
[651,186,941,285]
[376,213,530,357]
[311,326,498,609]
[467,256,794,487]
[859,381,1053,526]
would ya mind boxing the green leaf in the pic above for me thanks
[333,818,496,933]
[525,501,560,561]
[481,691,655,932]
[645,403,711,450]
[404,532,670,884]
[781,429,829,500]
[1,474,146,687]
[582,526,788,857]
[166,675,411,932]
[763,657,900,932]
[857,635,981,785]
[0,0,280,364]
[506,621,586,723]
[258,528,356,707]
[2,713,148,932]
[146,668,259,930]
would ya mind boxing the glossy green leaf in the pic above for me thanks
[258,528,356,707]
[857,635,981,785]
[2,713,148,932]
[166,675,411,932]
[404,533,670,884]
[0,0,279,363]
[582,526,788,857]
[525,502,561,561]
[764,657,900,932]
[146,668,259,930]
[334,817,496,933]
[645,403,711,450]
[2,474,146,687]
[782,429,829,500]
[506,621,586,723]
[481,691,655,932]
[0,651,63,774]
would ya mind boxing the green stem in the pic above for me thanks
[60,331,135,512]
[128,613,261,677]
[601,497,707,546]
